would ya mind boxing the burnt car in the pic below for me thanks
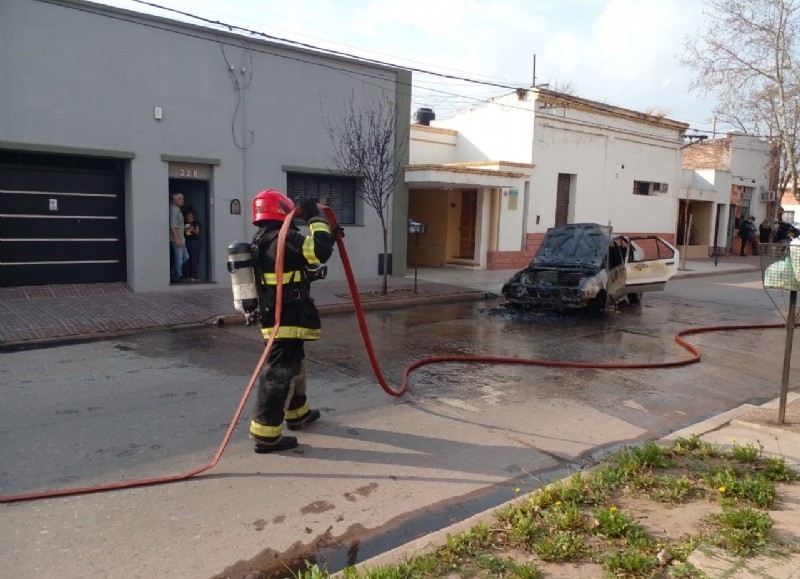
[501,223,679,312]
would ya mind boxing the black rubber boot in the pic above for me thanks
[253,435,298,453]
[286,409,321,431]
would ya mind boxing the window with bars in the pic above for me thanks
[633,181,668,196]
[286,172,357,224]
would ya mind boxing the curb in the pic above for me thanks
[0,321,209,353]
[336,394,799,578]
[212,290,490,326]
[672,265,759,280]
[318,289,490,315]
[660,405,759,441]
[331,494,530,578]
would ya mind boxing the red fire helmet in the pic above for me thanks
[251,189,294,224]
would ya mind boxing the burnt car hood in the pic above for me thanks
[501,223,613,310]
[530,223,612,270]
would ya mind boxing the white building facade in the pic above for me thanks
[681,134,774,257]
[406,89,688,271]
[1,0,411,291]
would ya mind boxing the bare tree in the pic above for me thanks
[643,107,672,118]
[324,95,408,295]
[682,0,800,203]
[716,84,800,200]
[551,80,579,96]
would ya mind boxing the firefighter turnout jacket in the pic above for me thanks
[252,217,334,341]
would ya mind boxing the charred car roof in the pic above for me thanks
[531,223,612,269]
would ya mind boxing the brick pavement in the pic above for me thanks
[0,256,760,348]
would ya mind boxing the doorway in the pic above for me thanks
[555,174,571,226]
[458,190,477,259]
[726,205,737,252]
[169,178,210,282]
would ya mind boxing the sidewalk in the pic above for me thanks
[344,393,800,579]
[0,256,760,349]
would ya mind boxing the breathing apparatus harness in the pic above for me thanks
[228,221,328,326]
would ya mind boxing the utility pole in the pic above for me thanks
[532,53,536,87]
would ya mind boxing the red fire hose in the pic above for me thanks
[0,206,786,504]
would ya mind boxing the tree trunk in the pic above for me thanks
[381,218,388,295]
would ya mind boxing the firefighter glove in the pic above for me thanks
[298,197,320,221]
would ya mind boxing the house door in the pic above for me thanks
[555,174,571,226]
[726,205,736,252]
[459,190,477,259]
[169,178,210,282]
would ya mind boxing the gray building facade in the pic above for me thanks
[1,0,411,291]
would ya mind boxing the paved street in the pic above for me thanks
[2,267,798,578]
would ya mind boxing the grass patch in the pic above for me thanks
[707,507,774,556]
[705,466,779,508]
[293,439,797,578]
[729,442,761,463]
[601,548,658,578]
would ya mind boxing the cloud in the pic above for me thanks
[97,0,719,128]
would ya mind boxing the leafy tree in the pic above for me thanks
[324,94,408,295]
[682,0,800,203]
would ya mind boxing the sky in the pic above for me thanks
[95,0,731,136]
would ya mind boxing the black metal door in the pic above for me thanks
[0,151,126,286]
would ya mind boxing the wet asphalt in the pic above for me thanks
[4,261,799,578]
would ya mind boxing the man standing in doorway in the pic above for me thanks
[170,192,189,282]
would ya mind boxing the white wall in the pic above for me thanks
[434,98,534,164]
[409,127,458,164]
[496,187,528,251]
[2,0,407,290]
[532,118,680,234]
[728,135,773,224]
[433,90,686,245]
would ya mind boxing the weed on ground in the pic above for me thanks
[288,436,799,579]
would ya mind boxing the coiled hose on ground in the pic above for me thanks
[0,206,786,504]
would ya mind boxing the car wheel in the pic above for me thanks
[627,292,642,305]
[587,292,607,314]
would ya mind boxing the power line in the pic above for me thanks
[128,0,527,90]
[107,0,732,133]
[121,1,747,134]
[127,0,528,92]
[43,0,757,138]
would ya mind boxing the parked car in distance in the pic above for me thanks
[501,223,679,312]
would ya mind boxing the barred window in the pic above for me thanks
[286,172,357,224]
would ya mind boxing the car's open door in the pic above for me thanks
[624,236,679,293]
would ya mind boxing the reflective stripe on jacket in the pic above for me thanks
[253,216,334,342]
[262,270,304,284]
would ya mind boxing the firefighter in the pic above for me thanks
[248,189,334,453]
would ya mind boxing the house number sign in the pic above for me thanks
[179,167,201,178]
[169,163,210,180]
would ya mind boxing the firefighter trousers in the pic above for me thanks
[250,339,312,442]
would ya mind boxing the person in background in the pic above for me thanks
[776,220,800,244]
[759,219,772,244]
[183,206,201,282]
[169,193,189,282]
[739,215,759,256]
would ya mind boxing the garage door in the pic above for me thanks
[0,150,126,287]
